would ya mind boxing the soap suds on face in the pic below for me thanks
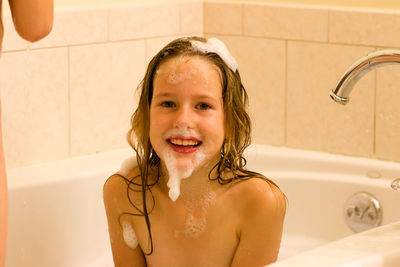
[161,127,207,202]
[163,126,217,239]
[122,221,138,250]
[157,56,209,88]
[167,65,199,85]
[163,145,206,202]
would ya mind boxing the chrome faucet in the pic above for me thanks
[330,49,400,105]
[330,49,400,192]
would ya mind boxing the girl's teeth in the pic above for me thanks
[171,139,198,146]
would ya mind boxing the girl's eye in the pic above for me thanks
[160,101,175,108]
[196,103,212,110]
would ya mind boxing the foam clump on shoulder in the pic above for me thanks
[190,37,238,72]
[119,156,138,177]
[122,221,138,249]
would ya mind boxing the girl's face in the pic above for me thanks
[149,56,225,177]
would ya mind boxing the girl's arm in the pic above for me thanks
[8,0,53,42]
[103,175,147,267]
[0,104,7,267]
[231,178,286,267]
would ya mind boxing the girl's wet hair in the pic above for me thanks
[119,36,279,255]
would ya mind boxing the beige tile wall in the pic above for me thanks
[286,42,375,157]
[376,65,400,161]
[69,41,146,156]
[0,1,202,168]
[1,0,400,168]
[204,1,400,162]
[211,35,286,146]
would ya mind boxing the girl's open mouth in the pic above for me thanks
[167,138,202,153]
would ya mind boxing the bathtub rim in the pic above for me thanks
[7,143,400,189]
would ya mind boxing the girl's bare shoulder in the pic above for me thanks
[227,176,286,215]
[103,166,142,206]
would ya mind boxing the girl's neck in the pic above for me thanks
[159,156,221,202]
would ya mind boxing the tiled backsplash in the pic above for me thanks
[1,0,399,168]
[204,1,400,163]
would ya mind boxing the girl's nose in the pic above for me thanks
[174,105,193,128]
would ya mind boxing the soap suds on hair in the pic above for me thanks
[190,37,238,72]
[122,221,138,250]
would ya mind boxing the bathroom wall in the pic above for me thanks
[0,0,203,168]
[1,0,399,169]
[216,0,400,10]
[54,0,400,11]
[203,0,400,163]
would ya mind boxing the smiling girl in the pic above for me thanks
[103,36,286,267]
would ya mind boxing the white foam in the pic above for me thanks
[164,147,206,202]
[168,71,193,84]
[157,56,209,88]
[122,221,138,250]
[175,190,216,239]
[167,64,199,85]
[161,127,207,202]
[190,37,238,72]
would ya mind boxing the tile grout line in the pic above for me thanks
[179,0,183,35]
[327,9,330,42]
[67,46,72,157]
[6,4,400,52]
[241,2,244,36]
[106,7,110,42]
[373,66,377,157]
[284,40,288,145]
[202,0,205,35]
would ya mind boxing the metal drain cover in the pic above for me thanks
[344,192,382,233]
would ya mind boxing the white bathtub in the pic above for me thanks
[6,144,400,266]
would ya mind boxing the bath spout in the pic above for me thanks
[330,49,400,105]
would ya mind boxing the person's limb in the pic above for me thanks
[8,0,53,42]
[231,178,286,267]
[0,101,7,267]
[103,175,147,267]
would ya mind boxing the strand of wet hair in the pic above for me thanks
[141,162,154,255]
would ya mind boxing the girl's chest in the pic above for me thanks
[134,193,240,266]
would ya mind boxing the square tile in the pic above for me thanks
[206,35,286,145]
[0,48,69,168]
[109,3,180,41]
[69,40,146,156]
[376,65,400,162]
[1,13,28,52]
[287,41,375,157]
[181,0,203,34]
[244,3,328,42]
[203,1,242,35]
[29,8,108,49]
[330,8,400,47]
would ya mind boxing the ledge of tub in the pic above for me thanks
[271,221,400,267]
